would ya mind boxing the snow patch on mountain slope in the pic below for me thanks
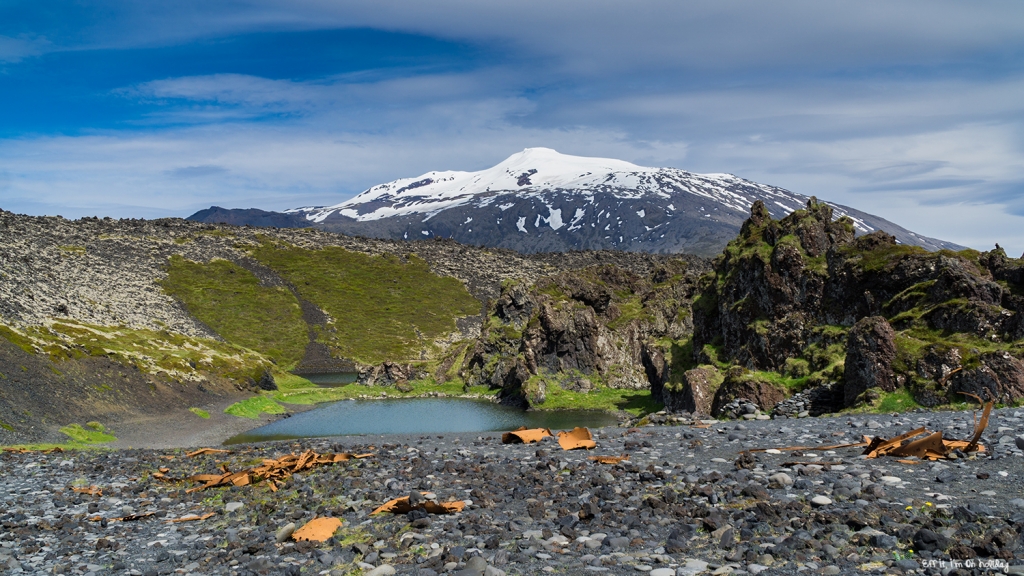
[286,147,883,236]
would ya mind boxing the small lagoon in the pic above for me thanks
[224,397,620,444]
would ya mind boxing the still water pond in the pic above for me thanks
[224,398,620,444]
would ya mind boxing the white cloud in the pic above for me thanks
[0,34,50,63]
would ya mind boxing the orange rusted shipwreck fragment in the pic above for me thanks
[372,493,466,515]
[558,427,597,451]
[501,427,553,444]
[166,512,216,524]
[745,399,993,462]
[862,401,991,461]
[292,517,344,542]
[183,450,373,493]
[185,448,232,458]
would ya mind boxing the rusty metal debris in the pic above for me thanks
[589,454,629,464]
[557,427,597,450]
[185,448,232,458]
[292,517,343,542]
[502,426,598,450]
[501,427,552,444]
[962,394,992,454]
[371,493,466,515]
[167,513,216,524]
[861,399,992,461]
[747,399,994,462]
[166,450,373,493]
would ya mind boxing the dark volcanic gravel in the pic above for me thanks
[3,408,1024,576]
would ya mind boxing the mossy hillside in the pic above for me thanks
[160,256,308,370]
[59,422,116,444]
[224,396,287,419]
[250,242,480,364]
[0,319,271,385]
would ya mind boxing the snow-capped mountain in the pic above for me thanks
[193,148,962,256]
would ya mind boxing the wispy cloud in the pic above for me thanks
[0,34,50,63]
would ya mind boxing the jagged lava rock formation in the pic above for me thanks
[667,198,1024,416]
[463,258,708,408]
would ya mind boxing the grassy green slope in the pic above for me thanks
[0,319,271,383]
[160,256,308,370]
[251,243,480,364]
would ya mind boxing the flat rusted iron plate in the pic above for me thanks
[863,427,929,458]
[292,517,343,542]
[502,427,553,444]
[371,494,465,515]
[186,448,231,458]
[558,427,596,450]
[888,431,946,459]
[167,512,216,524]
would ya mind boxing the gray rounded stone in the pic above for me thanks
[275,522,296,543]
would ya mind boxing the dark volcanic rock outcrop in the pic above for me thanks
[463,258,707,407]
[710,368,788,415]
[662,366,723,415]
[691,198,1024,409]
[843,316,898,406]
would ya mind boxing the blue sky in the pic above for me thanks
[1,1,1023,254]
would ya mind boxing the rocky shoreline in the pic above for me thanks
[4,407,1024,576]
